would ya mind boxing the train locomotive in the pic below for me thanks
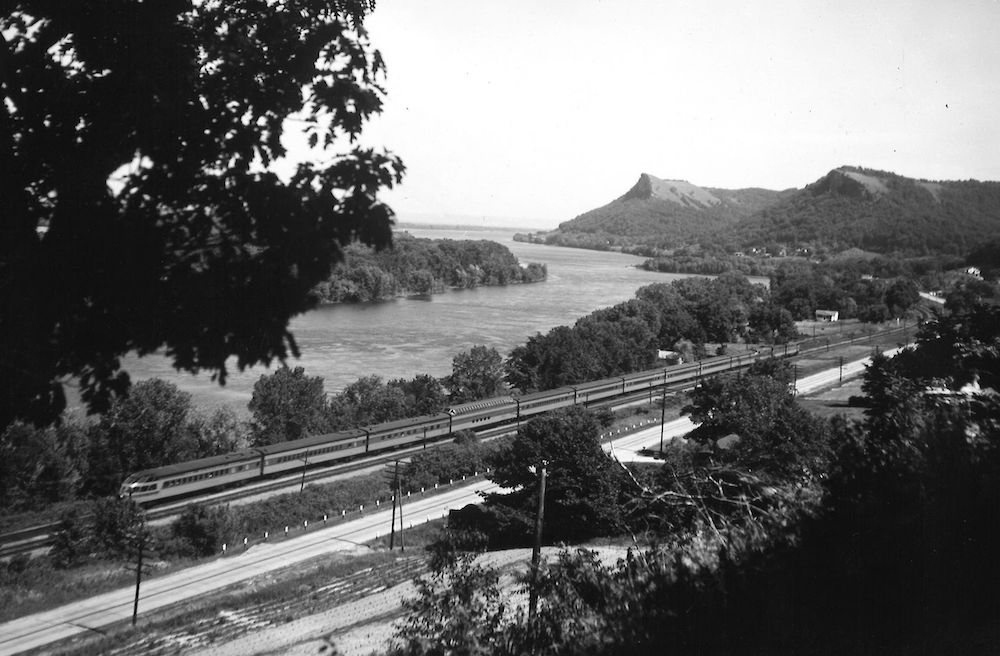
[120,345,795,504]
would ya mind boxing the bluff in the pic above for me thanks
[531,173,788,251]
[531,167,1000,257]
[727,166,1000,256]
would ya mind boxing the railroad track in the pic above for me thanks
[0,439,457,560]
[1,323,914,560]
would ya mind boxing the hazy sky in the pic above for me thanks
[284,0,1000,229]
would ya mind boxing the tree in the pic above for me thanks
[187,406,247,457]
[89,496,144,560]
[1,1,403,429]
[389,555,510,656]
[248,366,329,446]
[170,504,234,558]
[484,408,625,543]
[87,378,198,494]
[747,303,798,344]
[446,346,507,403]
[884,278,920,316]
[0,420,86,509]
[327,375,407,429]
[389,374,448,417]
[49,507,90,569]
[682,362,830,481]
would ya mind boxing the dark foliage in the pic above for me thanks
[401,432,495,492]
[0,421,86,510]
[1,1,402,429]
[506,274,767,392]
[966,236,1000,279]
[446,346,507,403]
[248,367,329,446]
[681,360,830,482]
[394,302,1000,655]
[88,497,144,560]
[49,508,90,569]
[313,235,546,303]
[470,408,627,547]
[167,504,234,558]
[731,166,1000,256]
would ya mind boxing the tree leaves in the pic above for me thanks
[1,1,402,428]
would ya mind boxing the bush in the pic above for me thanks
[168,504,234,558]
[88,497,143,560]
[49,508,90,569]
[401,433,496,492]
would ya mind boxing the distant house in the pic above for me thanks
[815,309,839,322]
[657,349,683,364]
[966,266,982,279]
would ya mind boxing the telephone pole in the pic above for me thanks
[528,465,547,619]
[129,516,156,626]
[386,460,405,551]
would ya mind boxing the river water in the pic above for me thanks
[119,228,708,412]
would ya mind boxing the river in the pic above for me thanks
[118,228,727,413]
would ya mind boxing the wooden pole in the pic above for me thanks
[528,466,547,619]
[398,477,405,553]
[132,529,144,626]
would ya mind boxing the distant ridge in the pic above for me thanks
[537,167,1000,257]
[535,173,789,251]
[729,166,1000,255]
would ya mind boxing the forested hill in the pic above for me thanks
[312,234,547,303]
[725,166,1000,255]
[526,173,789,251]
[525,167,1000,258]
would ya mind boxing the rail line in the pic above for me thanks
[0,324,913,559]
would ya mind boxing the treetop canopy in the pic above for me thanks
[1,0,403,428]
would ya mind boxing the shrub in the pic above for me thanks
[168,504,234,558]
[49,508,90,569]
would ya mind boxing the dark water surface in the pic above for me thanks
[119,228,716,412]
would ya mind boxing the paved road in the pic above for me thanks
[0,348,903,655]
[604,346,905,462]
[0,482,500,656]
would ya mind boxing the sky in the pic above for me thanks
[283,0,1000,230]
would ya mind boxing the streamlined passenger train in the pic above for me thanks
[120,345,795,503]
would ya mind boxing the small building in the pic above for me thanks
[815,309,839,322]
[656,349,683,364]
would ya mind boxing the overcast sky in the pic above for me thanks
[284,0,1000,230]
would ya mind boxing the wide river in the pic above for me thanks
[120,228,720,413]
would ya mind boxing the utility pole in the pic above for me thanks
[839,356,844,384]
[130,516,155,626]
[300,451,309,493]
[387,460,405,551]
[659,387,667,453]
[132,531,143,626]
[397,472,405,553]
[528,465,547,619]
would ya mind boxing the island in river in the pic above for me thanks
[312,232,547,303]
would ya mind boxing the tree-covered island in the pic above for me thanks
[312,233,547,303]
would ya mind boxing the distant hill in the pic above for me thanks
[527,173,790,251]
[729,166,1000,256]
[530,167,1000,257]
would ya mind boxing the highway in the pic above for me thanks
[0,482,501,655]
[603,346,905,463]
[0,347,901,655]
